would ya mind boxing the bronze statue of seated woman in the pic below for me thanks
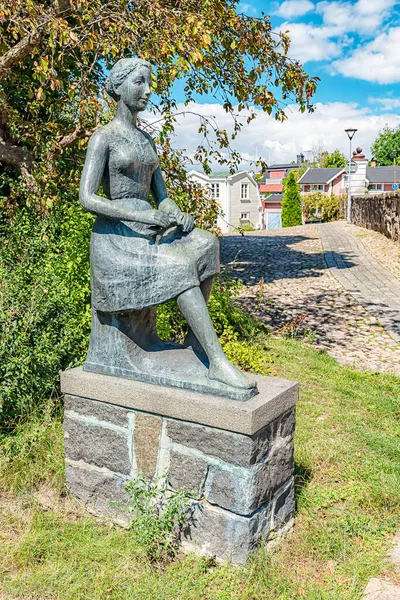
[79,58,257,401]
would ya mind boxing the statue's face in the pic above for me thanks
[117,65,152,112]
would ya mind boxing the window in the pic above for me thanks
[240,212,250,221]
[210,183,220,199]
[241,183,249,199]
[369,183,384,191]
[310,184,324,192]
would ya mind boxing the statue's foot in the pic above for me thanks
[208,357,256,390]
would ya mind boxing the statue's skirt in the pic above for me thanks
[90,216,220,313]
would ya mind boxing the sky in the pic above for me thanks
[147,0,400,168]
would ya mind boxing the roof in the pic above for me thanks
[188,169,257,185]
[209,171,231,178]
[263,193,283,203]
[298,168,344,185]
[366,166,400,183]
[267,163,299,171]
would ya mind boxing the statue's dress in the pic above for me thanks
[89,126,219,313]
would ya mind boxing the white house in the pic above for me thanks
[187,170,262,233]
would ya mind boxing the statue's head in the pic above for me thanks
[105,58,152,112]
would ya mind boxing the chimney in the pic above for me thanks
[296,153,305,165]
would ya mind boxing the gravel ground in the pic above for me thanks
[220,224,400,374]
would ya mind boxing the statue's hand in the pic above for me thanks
[175,212,195,233]
[139,210,178,229]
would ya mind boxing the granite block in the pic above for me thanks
[134,413,161,477]
[66,463,131,525]
[279,408,296,440]
[182,501,272,564]
[272,479,295,529]
[168,450,209,498]
[64,416,131,475]
[66,463,130,505]
[205,440,294,515]
[64,394,129,427]
[166,419,274,467]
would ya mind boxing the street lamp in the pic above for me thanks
[345,128,357,224]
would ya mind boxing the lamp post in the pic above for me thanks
[345,128,357,224]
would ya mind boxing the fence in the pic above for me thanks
[351,192,400,242]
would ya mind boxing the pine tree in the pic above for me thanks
[281,172,303,227]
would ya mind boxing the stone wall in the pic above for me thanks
[64,393,296,564]
[351,192,400,241]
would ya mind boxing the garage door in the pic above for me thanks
[267,212,282,229]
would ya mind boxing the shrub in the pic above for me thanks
[281,171,302,227]
[238,221,256,232]
[125,472,194,561]
[0,198,93,430]
[302,191,343,222]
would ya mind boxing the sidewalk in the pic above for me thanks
[319,222,400,343]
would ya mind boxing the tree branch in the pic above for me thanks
[0,27,46,75]
[0,137,32,170]
[46,125,96,160]
[0,136,39,191]
[0,0,72,76]
[57,125,95,151]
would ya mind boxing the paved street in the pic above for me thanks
[220,222,400,374]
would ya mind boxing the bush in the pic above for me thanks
[125,472,194,561]
[302,191,343,222]
[281,171,302,227]
[238,221,256,232]
[0,197,93,430]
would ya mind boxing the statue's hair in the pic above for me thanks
[105,58,151,101]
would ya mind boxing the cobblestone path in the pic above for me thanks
[220,223,400,374]
[319,222,400,343]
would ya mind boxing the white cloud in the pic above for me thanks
[280,0,400,68]
[369,96,400,110]
[332,27,400,83]
[144,101,400,168]
[281,22,343,62]
[237,3,257,14]
[276,0,315,19]
[316,0,398,35]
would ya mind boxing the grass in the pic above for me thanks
[0,337,399,599]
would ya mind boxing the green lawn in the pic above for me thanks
[1,337,399,600]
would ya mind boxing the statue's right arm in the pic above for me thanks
[79,131,174,228]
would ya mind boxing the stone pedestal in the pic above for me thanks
[61,367,299,564]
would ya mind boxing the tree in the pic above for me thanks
[281,171,302,227]
[371,125,400,166]
[0,0,318,209]
[320,149,346,169]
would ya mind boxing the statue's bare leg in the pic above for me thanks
[177,285,254,389]
[183,276,214,354]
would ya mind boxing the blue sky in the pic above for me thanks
[264,0,400,109]
[147,1,400,166]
